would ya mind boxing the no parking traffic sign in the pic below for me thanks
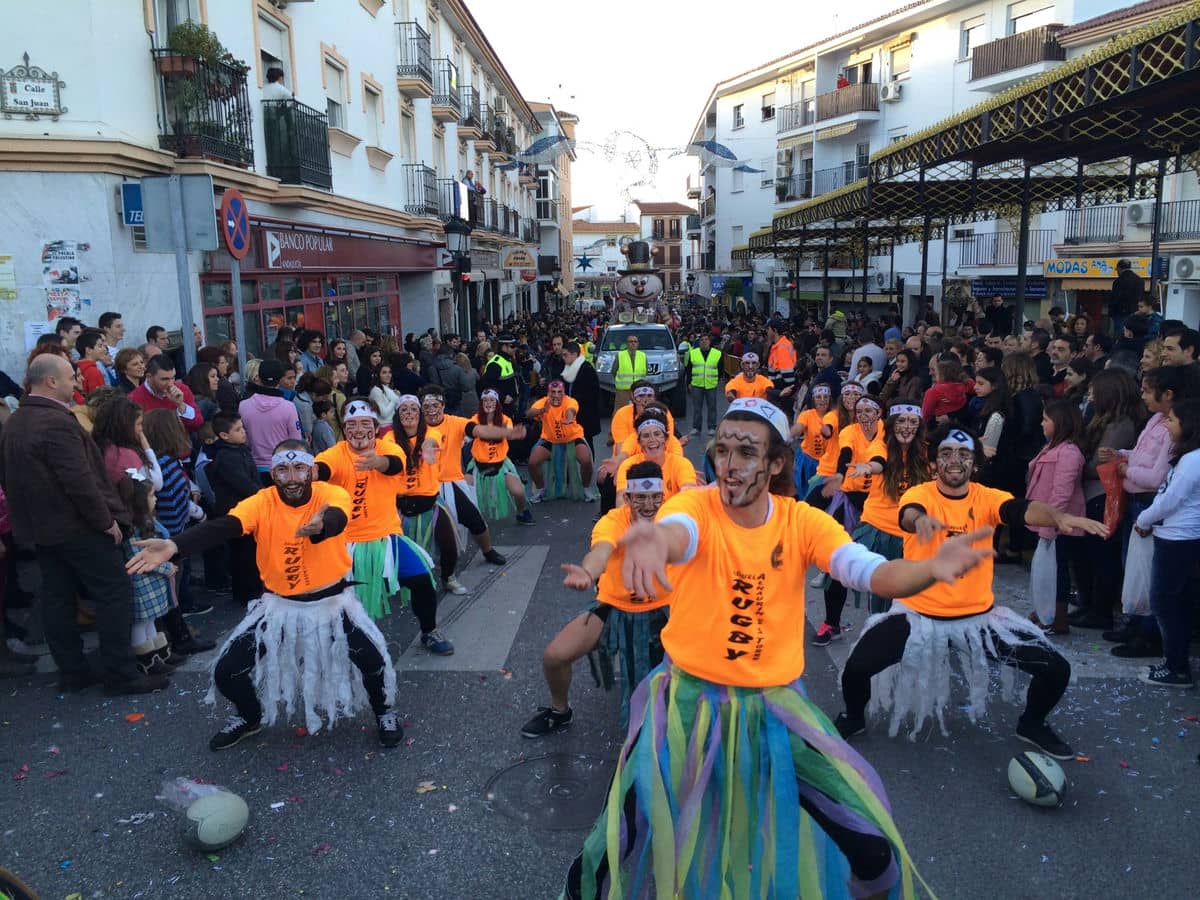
[219,189,250,260]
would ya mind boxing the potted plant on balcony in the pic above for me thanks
[159,21,249,95]
[776,181,789,202]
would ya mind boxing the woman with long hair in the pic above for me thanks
[356,346,384,396]
[467,388,533,524]
[92,395,163,490]
[803,381,862,507]
[1070,368,1146,629]
[184,362,220,423]
[456,352,480,416]
[997,352,1045,562]
[368,364,400,428]
[1062,357,1095,423]
[878,349,922,408]
[113,348,146,394]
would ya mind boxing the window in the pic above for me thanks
[761,91,775,120]
[155,0,199,40]
[732,225,744,247]
[732,167,744,192]
[760,157,774,188]
[1008,0,1055,34]
[732,104,744,129]
[364,85,382,146]
[856,141,870,172]
[669,218,681,239]
[890,43,911,78]
[324,59,346,129]
[399,110,416,161]
[653,218,665,240]
[960,16,987,58]
[258,14,291,85]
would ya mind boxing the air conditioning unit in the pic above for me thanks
[880,82,903,103]
[1173,255,1200,281]
[1126,201,1156,226]
[771,272,792,288]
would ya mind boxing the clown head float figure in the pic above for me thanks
[614,241,666,323]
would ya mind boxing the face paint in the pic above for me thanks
[344,417,377,452]
[893,413,920,444]
[713,421,772,509]
[398,401,420,432]
[549,384,565,405]
[626,491,664,520]
[935,446,974,488]
[421,395,445,425]
[637,424,667,457]
[272,460,314,506]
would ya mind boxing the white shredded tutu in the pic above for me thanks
[854,603,1050,739]
[204,586,396,734]
[438,480,475,552]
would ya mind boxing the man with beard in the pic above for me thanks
[724,352,773,400]
[521,460,671,738]
[836,428,1107,760]
[126,439,404,751]
[563,398,996,900]
[527,379,597,502]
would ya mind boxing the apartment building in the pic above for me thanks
[0,0,543,374]
[571,219,640,300]
[634,201,697,296]
[530,102,579,311]
[687,0,1195,322]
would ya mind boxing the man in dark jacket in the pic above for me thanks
[431,343,468,413]
[561,341,601,456]
[481,334,521,419]
[0,354,164,694]
[204,411,264,607]
[983,295,1014,337]
[1108,259,1143,339]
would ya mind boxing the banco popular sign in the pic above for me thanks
[261,228,438,272]
[265,231,335,269]
[1043,257,1152,278]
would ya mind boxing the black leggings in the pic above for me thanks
[213,611,390,723]
[805,483,865,631]
[404,574,439,633]
[597,470,617,515]
[841,613,1071,725]
[450,483,487,535]
[400,495,464,580]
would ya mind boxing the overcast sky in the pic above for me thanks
[469,0,893,220]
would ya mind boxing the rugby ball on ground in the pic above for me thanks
[182,791,250,850]
[1007,751,1066,807]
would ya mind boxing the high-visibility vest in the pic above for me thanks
[486,354,514,378]
[688,346,721,389]
[614,350,647,390]
[766,337,797,383]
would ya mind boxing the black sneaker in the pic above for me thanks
[173,635,217,655]
[483,549,507,566]
[810,623,841,647]
[1016,720,1074,760]
[516,509,535,525]
[520,705,573,738]
[833,712,866,739]
[1102,624,1136,644]
[1140,664,1194,688]
[377,711,403,748]
[181,602,214,617]
[102,673,169,696]
[209,715,263,751]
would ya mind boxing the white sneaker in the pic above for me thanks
[807,573,824,588]
[443,576,469,595]
[581,488,599,503]
[7,638,48,656]
[529,489,546,504]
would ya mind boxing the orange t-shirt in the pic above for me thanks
[383,427,443,497]
[814,412,843,478]
[797,407,832,461]
[430,414,470,482]
[611,404,675,448]
[897,481,1013,617]
[470,414,512,465]
[859,440,923,538]
[620,430,683,458]
[315,439,406,543]
[531,396,583,443]
[725,373,773,400]
[592,506,671,613]
[229,481,353,596]
[615,452,697,498]
[838,423,882,493]
[657,487,851,687]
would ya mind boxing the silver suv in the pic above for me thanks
[595,324,680,395]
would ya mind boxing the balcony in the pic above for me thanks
[1063,205,1124,244]
[776,172,813,203]
[431,58,460,122]
[700,195,716,221]
[958,229,1055,267]
[686,174,701,200]
[1064,199,1200,244]
[459,85,482,139]
[536,198,559,223]
[396,22,433,98]
[812,163,867,196]
[493,119,517,159]
[686,213,701,237]
[700,251,716,271]
[776,101,815,133]
[262,98,333,190]
[970,25,1065,91]
[402,164,438,217]
[477,102,496,151]
[497,202,513,235]
[518,162,538,187]
[522,217,540,243]
[437,177,463,220]
[152,49,254,167]
[815,83,879,123]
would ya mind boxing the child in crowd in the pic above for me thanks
[311,399,337,453]
[204,413,263,608]
[116,474,176,674]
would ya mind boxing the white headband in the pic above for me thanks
[271,448,314,468]
[632,386,655,399]
[724,397,789,441]
[626,477,663,494]
[938,429,975,451]
[397,394,420,407]
[481,389,500,402]
[812,385,832,396]
[841,382,865,395]
[637,418,668,436]
[343,400,378,422]
[889,404,922,419]
[856,396,882,413]
[741,353,759,364]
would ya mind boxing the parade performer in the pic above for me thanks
[608,381,676,450]
[521,460,671,738]
[527,379,598,502]
[419,384,513,568]
[790,383,834,490]
[805,381,863,504]
[724,352,773,400]
[614,409,697,505]
[598,384,683,513]
[564,397,994,900]
[836,428,1107,759]
[126,439,405,750]
[313,401,448,655]
[467,388,535,525]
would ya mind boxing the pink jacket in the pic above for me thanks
[1120,412,1171,494]
[239,392,303,469]
[1025,440,1085,539]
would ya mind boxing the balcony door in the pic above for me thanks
[154,0,200,43]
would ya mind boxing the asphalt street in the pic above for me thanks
[2,404,1198,900]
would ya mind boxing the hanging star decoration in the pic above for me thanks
[575,254,596,271]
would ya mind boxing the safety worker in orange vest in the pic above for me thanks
[765,321,798,421]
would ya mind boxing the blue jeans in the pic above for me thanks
[1150,537,1200,674]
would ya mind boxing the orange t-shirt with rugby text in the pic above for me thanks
[470,414,512,465]
[531,396,583,443]
[838,423,881,494]
[656,487,852,687]
[897,481,1013,617]
[315,439,406,542]
[430,414,470,482]
[591,506,672,613]
[229,481,352,596]
[610,404,675,448]
[814,412,843,477]
[725,374,773,400]
[797,407,832,461]
[382,427,443,497]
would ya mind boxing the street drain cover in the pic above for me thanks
[485,753,614,830]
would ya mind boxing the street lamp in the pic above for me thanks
[686,272,696,301]
[444,216,472,336]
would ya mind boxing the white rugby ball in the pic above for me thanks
[182,791,250,850]
[1007,751,1066,807]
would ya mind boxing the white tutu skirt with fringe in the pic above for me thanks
[854,602,1050,739]
[204,586,396,734]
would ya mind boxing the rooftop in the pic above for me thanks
[573,220,640,233]
[634,201,697,215]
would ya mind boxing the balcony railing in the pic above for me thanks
[776,173,814,202]
[1158,199,1200,241]
[1064,199,1200,244]
[402,164,438,217]
[815,83,880,122]
[958,229,1055,267]
[479,102,494,139]
[152,49,254,167]
[396,22,432,87]
[437,177,463,220]
[700,195,716,220]
[460,85,482,128]
[537,198,559,222]
[776,101,815,133]
[262,98,333,190]
[1063,205,1124,244]
[971,25,1065,81]
[497,202,512,235]
[432,58,460,113]
[700,251,716,271]
[685,213,701,231]
[522,217,540,243]
[812,164,867,196]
